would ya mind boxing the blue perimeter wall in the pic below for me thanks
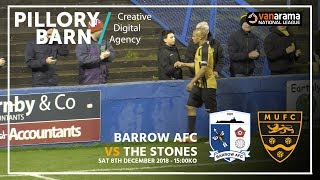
[0,74,312,143]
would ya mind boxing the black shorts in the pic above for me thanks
[187,86,217,113]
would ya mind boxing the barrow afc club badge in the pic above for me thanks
[209,110,250,162]
[258,111,302,163]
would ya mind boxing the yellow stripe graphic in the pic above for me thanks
[264,144,296,151]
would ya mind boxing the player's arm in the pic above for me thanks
[178,62,195,68]
[190,44,209,83]
[186,44,209,91]
[190,66,207,84]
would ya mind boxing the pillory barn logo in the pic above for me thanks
[258,111,302,163]
[246,12,302,26]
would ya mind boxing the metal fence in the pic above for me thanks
[131,0,271,76]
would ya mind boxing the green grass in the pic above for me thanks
[0,133,312,180]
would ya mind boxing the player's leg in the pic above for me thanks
[202,88,217,113]
[184,86,202,142]
[202,88,217,143]
[186,105,196,133]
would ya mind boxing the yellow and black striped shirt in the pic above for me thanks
[194,41,217,89]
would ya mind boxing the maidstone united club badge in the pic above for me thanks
[209,110,251,162]
[258,111,302,163]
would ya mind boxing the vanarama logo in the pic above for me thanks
[246,12,302,26]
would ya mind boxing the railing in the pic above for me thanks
[130,0,271,77]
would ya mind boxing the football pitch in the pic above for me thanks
[0,132,311,180]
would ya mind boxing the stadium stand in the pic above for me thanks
[0,0,315,89]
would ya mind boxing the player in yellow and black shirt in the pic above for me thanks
[193,39,216,89]
[174,28,218,142]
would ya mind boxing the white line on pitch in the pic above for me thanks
[30,174,59,180]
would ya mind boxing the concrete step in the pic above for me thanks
[0,67,194,89]
[1,57,157,74]
[17,47,151,59]
[5,46,187,63]
[2,6,310,33]
[0,66,159,88]
[2,12,146,29]
[2,12,155,30]
[5,26,163,42]
[3,36,162,53]
[2,20,160,34]
[3,0,312,90]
